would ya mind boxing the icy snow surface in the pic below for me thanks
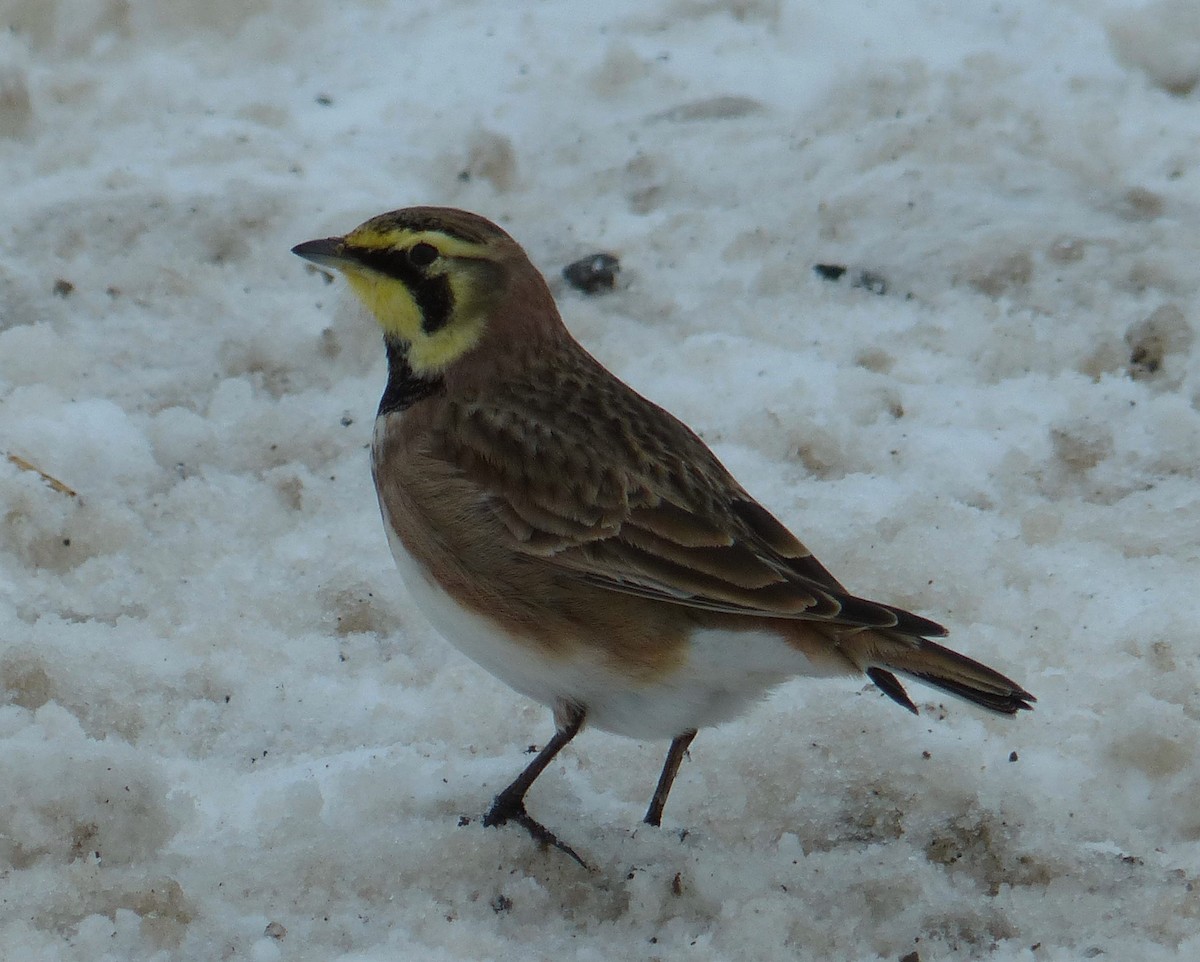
[2,1,1199,959]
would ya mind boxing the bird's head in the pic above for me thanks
[293,207,550,376]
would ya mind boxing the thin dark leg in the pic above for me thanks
[483,704,588,868]
[644,730,696,827]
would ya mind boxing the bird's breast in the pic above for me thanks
[370,415,849,739]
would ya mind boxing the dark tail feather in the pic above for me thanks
[866,667,919,714]
[861,635,1035,716]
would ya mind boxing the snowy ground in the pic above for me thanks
[2,0,1199,959]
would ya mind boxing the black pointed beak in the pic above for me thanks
[291,236,350,269]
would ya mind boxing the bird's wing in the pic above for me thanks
[432,367,946,637]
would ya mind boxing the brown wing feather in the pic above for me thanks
[433,347,945,635]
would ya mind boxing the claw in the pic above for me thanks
[484,796,591,870]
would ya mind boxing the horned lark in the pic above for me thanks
[293,207,1034,864]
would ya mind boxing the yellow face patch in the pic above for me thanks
[334,226,505,376]
[342,267,423,341]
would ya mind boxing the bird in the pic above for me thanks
[292,207,1034,865]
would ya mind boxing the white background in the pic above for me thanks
[1,1,1198,959]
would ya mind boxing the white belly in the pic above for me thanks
[378,506,841,739]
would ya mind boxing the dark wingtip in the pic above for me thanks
[910,672,1037,715]
[835,594,949,637]
[867,667,920,715]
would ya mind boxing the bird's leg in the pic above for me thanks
[644,729,697,827]
[483,702,589,868]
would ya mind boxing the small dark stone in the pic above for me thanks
[315,94,333,106]
[813,263,847,281]
[1009,751,1019,762]
[490,894,513,914]
[457,815,471,827]
[563,253,620,294]
[853,270,888,295]
[900,952,921,962]
[53,279,75,297]
[1125,305,1190,381]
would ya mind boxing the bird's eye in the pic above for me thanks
[408,242,439,268]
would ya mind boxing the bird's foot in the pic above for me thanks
[484,793,590,870]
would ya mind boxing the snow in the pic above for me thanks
[2,0,1198,959]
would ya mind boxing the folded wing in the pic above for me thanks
[435,369,947,638]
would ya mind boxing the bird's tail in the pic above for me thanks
[844,630,1035,716]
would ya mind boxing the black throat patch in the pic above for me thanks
[378,337,444,416]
